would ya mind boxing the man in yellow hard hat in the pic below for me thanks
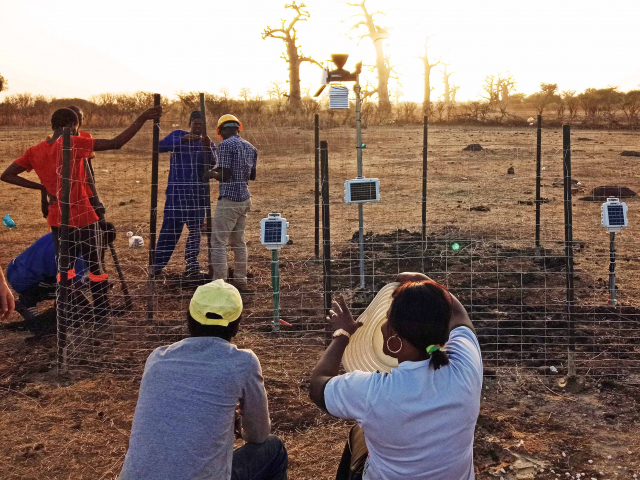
[120,279,288,480]
[205,115,257,290]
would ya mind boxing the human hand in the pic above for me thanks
[180,134,201,144]
[234,403,243,439]
[140,105,163,122]
[201,135,212,147]
[0,277,15,320]
[396,272,432,284]
[327,296,361,336]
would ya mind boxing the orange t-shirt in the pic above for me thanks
[46,130,94,199]
[14,136,98,228]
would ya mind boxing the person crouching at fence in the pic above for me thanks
[153,111,217,277]
[119,279,288,480]
[6,225,115,329]
[205,114,257,291]
[309,272,483,480]
[1,105,162,328]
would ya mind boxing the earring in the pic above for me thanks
[386,335,403,354]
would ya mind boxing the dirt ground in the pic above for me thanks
[1,124,639,479]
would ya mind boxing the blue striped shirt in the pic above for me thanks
[217,135,257,202]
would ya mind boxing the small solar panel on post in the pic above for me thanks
[57,127,72,372]
[314,114,320,259]
[320,141,332,346]
[562,124,576,378]
[535,115,542,248]
[147,93,161,320]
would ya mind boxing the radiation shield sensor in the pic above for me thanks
[344,177,380,204]
[260,213,289,250]
[601,197,628,233]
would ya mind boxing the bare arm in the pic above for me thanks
[1,163,46,192]
[249,167,256,181]
[206,167,233,182]
[396,272,473,332]
[309,297,361,409]
[93,105,162,152]
[0,266,15,320]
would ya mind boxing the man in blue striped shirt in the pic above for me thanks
[154,111,217,276]
[205,115,256,290]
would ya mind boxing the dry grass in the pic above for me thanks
[1,124,640,478]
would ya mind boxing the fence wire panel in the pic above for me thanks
[2,123,639,379]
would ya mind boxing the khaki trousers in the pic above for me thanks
[210,197,251,284]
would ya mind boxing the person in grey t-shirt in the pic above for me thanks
[120,280,287,480]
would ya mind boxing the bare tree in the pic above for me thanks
[262,2,321,112]
[348,0,392,116]
[417,36,440,115]
[450,84,459,104]
[442,65,454,104]
[239,88,252,103]
[561,90,578,119]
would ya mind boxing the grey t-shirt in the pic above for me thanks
[119,337,271,480]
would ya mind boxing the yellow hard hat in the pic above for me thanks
[189,279,243,326]
[216,114,243,137]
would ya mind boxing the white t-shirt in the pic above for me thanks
[324,326,482,480]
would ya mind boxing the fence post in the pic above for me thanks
[57,127,72,372]
[562,124,576,377]
[147,93,160,320]
[422,115,428,244]
[535,114,542,248]
[314,114,320,259]
[200,93,213,278]
[321,141,332,346]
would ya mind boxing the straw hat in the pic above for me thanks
[343,282,400,374]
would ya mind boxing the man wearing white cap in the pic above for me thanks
[120,279,288,480]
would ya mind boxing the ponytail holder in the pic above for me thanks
[426,344,441,355]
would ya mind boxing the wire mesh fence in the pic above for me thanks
[1,117,639,379]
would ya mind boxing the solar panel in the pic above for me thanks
[350,181,377,202]
[263,221,282,244]
[607,205,625,226]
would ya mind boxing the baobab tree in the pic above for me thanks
[262,2,321,112]
[442,65,454,104]
[417,36,440,115]
[348,0,392,116]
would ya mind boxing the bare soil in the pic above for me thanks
[1,124,640,479]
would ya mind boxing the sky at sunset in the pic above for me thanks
[1,0,639,103]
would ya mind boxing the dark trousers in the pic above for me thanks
[232,435,288,480]
[336,425,368,480]
[154,201,205,274]
[52,223,110,325]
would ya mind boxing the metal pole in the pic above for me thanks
[535,115,542,248]
[314,114,320,259]
[609,232,616,306]
[562,124,576,377]
[57,127,72,372]
[422,115,428,243]
[200,93,213,278]
[355,75,365,289]
[147,93,160,320]
[272,249,280,331]
[321,141,332,346]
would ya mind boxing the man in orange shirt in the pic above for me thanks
[1,105,162,326]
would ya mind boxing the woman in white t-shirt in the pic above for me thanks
[310,272,483,480]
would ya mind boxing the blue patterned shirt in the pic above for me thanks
[158,130,217,204]
[217,135,257,202]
